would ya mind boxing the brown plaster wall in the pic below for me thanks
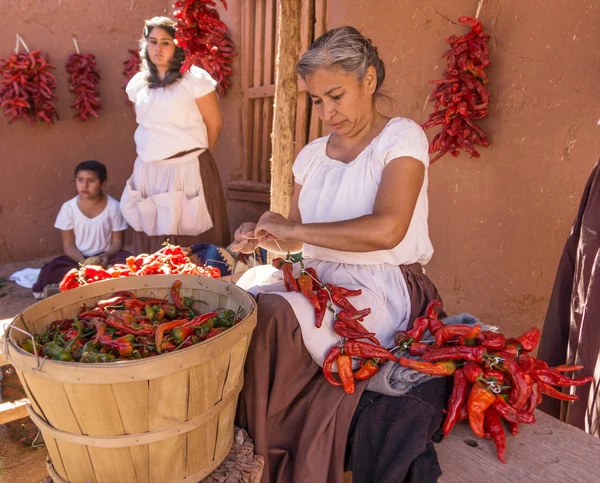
[327,0,600,335]
[0,0,243,262]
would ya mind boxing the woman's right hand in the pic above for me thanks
[230,222,259,254]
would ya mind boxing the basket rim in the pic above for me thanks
[4,275,257,382]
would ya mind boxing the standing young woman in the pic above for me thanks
[233,26,450,483]
[121,16,230,254]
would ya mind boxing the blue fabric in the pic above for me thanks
[190,243,235,276]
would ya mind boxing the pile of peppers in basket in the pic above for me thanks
[19,280,240,363]
[272,256,399,395]
[396,301,594,463]
[122,49,140,103]
[59,244,221,292]
[422,16,491,163]
[65,52,101,121]
[174,0,237,95]
[0,50,58,126]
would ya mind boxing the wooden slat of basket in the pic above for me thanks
[215,398,236,461]
[64,383,138,483]
[21,374,97,482]
[149,369,190,483]
[112,380,150,482]
[186,416,219,477]
[44,436,68,480]
[222,335,249,398]
[185,350,229,477]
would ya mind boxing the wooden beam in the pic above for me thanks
[0,398,29,425]
[270,0,302,216]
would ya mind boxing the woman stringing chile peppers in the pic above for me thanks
[232,26,449,483]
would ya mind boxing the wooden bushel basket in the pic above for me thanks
[3,275,257,483]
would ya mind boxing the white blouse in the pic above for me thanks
[239,117,434,367]
[293,117,433,266]
[55,195,128,257]
[126,66,217,162]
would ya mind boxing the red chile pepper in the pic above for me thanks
[480,331,506,351]
[333,320,378,342]
[155,319,188,352]
[458,324,481,345]
[422,346,486,364]
[345,340,399,363]
[272,258,300,292]
[342,319,380,345]
[326,284,362,297]
[443,368,470,436]
[105,313,155,337]
[170,280,189,311]
[304,267,321,290]
[495,344,519,360]
[523,381,543,413]
[492,395,535,424]
[59,268,80,291]
[434,325,474,347]
[407,316,430,342]
[395,330,411,347]
[538,381,578,401]
[399,358,456,376]
[516,328,541,352]
[205,327,223,340]
[88,317,106,344]
[463,361,484,383]
[298,274,321,310]
[78,309,108,319]
[329,289,357,312]
[505,359,532,410]
[354,359,380,381]
[531,368,593,387]
[159,340,177,352]
[315,289,329,328]
[338,308,371,323]
[426,300,443,320]
[99,334,135,357]
[552,364,585,373]
[484,407,507,463]
[186,312,218,328]
[517,352,536,374]
[323,346,342,387]
[96,296,126,309]
[484,370,505,384]
[337,354,355,394]
[408,342,430,357]
[468,383,496,438]
[508,421,519,435]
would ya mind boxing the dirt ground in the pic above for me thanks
[0,258,54,483]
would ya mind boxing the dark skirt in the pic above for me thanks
[132,150,231,255]
[537,160,600,437]
[236,263,448,483]
[31,251,131,293]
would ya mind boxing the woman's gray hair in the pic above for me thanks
[140,16,186,89]
[296,26,386,93]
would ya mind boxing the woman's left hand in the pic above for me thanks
[255,211,297,241]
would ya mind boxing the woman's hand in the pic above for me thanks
[230,222,260,254]
[254,211,297,241]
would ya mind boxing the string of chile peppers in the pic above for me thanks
[394,301,594,463]
[421,16,491,163]
[0,43,59,126]
[59,243,220,292]
[65,51,101,121]
[271,254,398,395]
[19,280,241,363]
[174,0,237,95]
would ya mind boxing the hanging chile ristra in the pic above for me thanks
[122,49,141,103]
[0,36,59,126]
[65,39,101,121]
[173,0,237,95]
[422,16,491,163]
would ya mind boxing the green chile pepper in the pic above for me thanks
[44,342,73,361]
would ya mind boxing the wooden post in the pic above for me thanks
[270,0,302,216]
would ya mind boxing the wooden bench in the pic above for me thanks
[437,410,600,482]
